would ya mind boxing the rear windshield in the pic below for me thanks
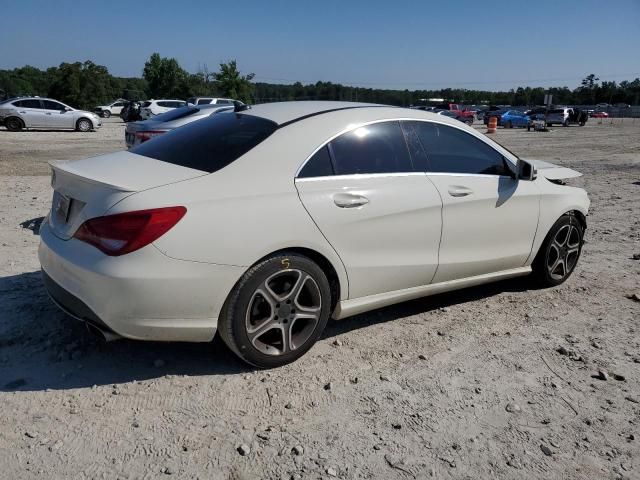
[150,106,199,122]
[131,113,278,173]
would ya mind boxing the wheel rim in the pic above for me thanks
[7,118,20,130]
[245,269,322,356]
[79,120,90,131]
[547,224,581,281]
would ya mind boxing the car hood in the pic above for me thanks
[523,159,583,180]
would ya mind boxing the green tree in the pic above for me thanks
[143,53,189,98]
[214,60,255,103]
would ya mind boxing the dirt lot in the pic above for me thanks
[0,118,639,480]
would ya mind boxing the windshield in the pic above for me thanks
[131,112,278,173]
[148,106,199,122]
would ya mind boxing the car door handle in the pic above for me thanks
[448,186,474,197]
[333,193,369,208]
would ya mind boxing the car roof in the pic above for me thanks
[241,101,381,126]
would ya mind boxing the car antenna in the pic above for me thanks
[234,101,249,112]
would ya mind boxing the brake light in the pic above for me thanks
[135,130,165,143]
[73,207,186,256]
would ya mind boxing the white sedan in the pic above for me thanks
[39,101,589,368]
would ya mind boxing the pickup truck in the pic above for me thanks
[434,103,475,124]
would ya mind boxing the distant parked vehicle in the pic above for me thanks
[125,104,234,148]
[546,108,587,127]
[186,97,236,106]
[94,99,127,118]
[139,99,187,120]
[483,108,510,126]
[501,110,531,128]
[434,103,474,124]
[0,97,101,132]
[590,111,609,118]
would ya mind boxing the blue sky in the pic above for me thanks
[1,0,639,90]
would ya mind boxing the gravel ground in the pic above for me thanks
[0,119,639,479]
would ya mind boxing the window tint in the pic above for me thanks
[114,102,125,107]
[157,101,171,108]
[298,146,334,178]
[149,106,199,122]
[405,121,509,176]
[140,101,151,108]
[42,100,64,110]
[217,100,233,105]
[197,99,212,105]
[329,121,413,175]
[131,113,277,173]
[16,99,42,109]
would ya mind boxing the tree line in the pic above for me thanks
[1,54,639,110]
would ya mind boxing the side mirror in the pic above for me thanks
[517,159,537,181]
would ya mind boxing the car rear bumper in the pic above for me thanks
[38,216,244,342]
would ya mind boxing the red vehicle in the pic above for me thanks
[590,111,609,118]
[434,103,475,124]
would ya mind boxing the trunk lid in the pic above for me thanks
[48,150,206,240]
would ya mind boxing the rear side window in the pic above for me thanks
[298,146,334,178]
[157,101,172,108]
[131,113,278,173]
[197,99,212,105]
[141,101,151,108]
[405,121,508,176]
[15,99,42,108]
[329,121,413,175]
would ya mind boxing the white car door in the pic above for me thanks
[402,120,540,283]
[41,100,74,129]
[15,99,47,127]
[295,121,443,299]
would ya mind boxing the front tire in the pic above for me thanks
[76,118,93,132]
[218,253,331,368]
[5,117,23,132]
[506,120,513,129]
[102,110,111,118]
[532,214,583,287]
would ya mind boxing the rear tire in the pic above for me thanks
[5,117,23,132]
[532,214,583,287]
[217,253,332,368]
[76,118,92,132]
[506,121,513,129]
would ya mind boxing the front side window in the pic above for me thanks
[157,101,171,108]
[42,100,65,110]
[404,121,510,176]
[329,121,413,175]
[197,99,212,105]
[131,113,278,173]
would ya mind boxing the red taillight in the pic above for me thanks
[73,207,186,256]
[135,130,165,143]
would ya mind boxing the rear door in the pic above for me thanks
[15,99,46,127]
[403,120,539,283]
[295,121,443,299]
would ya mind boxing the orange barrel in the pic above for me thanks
[487,117,497,134]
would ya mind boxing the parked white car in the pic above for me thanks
[139,99,187,119]
[94,99,127,118]
[39,101,589,368]
[0,96,101,132]
[186,97,236,106]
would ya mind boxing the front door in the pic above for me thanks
[41,100,74,129]
[402,120,540,283]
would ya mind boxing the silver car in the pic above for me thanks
[124,104,233,148]
[0,97,101,132]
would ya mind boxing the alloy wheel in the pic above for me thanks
[245,269,322,356]
[547,224,581,281]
